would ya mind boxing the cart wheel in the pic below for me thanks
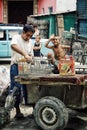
[33,96,68,130]
[43,96,69,129]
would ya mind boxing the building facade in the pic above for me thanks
[38,0,56,14]
[0,0,3,22]
[0,0,76,38]
[56,0,76,13]
[0,0,76,23]
[30,0,76,37]
[0,0,38,24]
[38,0,76,15]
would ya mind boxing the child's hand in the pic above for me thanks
[50,34,55,40]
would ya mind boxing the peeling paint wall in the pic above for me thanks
[38,0,56,14]
[56,0,76,13]
[0,0,3,22]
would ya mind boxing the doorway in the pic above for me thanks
[8,1,33,24]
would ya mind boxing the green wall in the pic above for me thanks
[34,14,56,38]
[32,12,76,38]
[63,12,76,31]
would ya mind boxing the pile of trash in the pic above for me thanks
[0,66,10,127]
[0,65,10,96]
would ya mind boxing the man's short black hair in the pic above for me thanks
[23,24,35,33]
[33,24,38,28]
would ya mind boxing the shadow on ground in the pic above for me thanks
[1,115,87,130]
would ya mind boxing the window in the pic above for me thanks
[0,24,23,58]
[48,7,53,14]
[0,30,6,40]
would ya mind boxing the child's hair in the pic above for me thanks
[33,24,38,28]
[55,36,61,42]
[35,35,41,39]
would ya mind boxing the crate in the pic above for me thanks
[18,57,52,76]
[30,57,52,76]
[18,61,30,76]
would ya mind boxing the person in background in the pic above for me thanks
[45,34,70,73]
[9,24,35,118]
[33,35,41,57]
[33,24,40,38]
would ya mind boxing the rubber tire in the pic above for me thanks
[33,96,68,130]
[43,96,69,129]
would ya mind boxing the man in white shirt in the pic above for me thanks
[9,24,35,118]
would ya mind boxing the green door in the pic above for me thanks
[64,12,76,31]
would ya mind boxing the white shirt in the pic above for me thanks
[11,34,33,64]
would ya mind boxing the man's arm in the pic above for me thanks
[11,44,32,61]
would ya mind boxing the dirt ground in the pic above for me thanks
[1,104,87,130]
[0,86,87,130]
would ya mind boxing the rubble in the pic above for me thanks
[0,65,10,96]
[0,65,10,127]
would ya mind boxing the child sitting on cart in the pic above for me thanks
[45,34,70,73]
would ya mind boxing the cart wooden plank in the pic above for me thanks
[15,74,87,85]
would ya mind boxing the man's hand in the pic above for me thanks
[24,54,32,62]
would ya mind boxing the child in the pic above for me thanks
[45,34,70,65]
[33,24,40,38]
[33,35,41,57]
